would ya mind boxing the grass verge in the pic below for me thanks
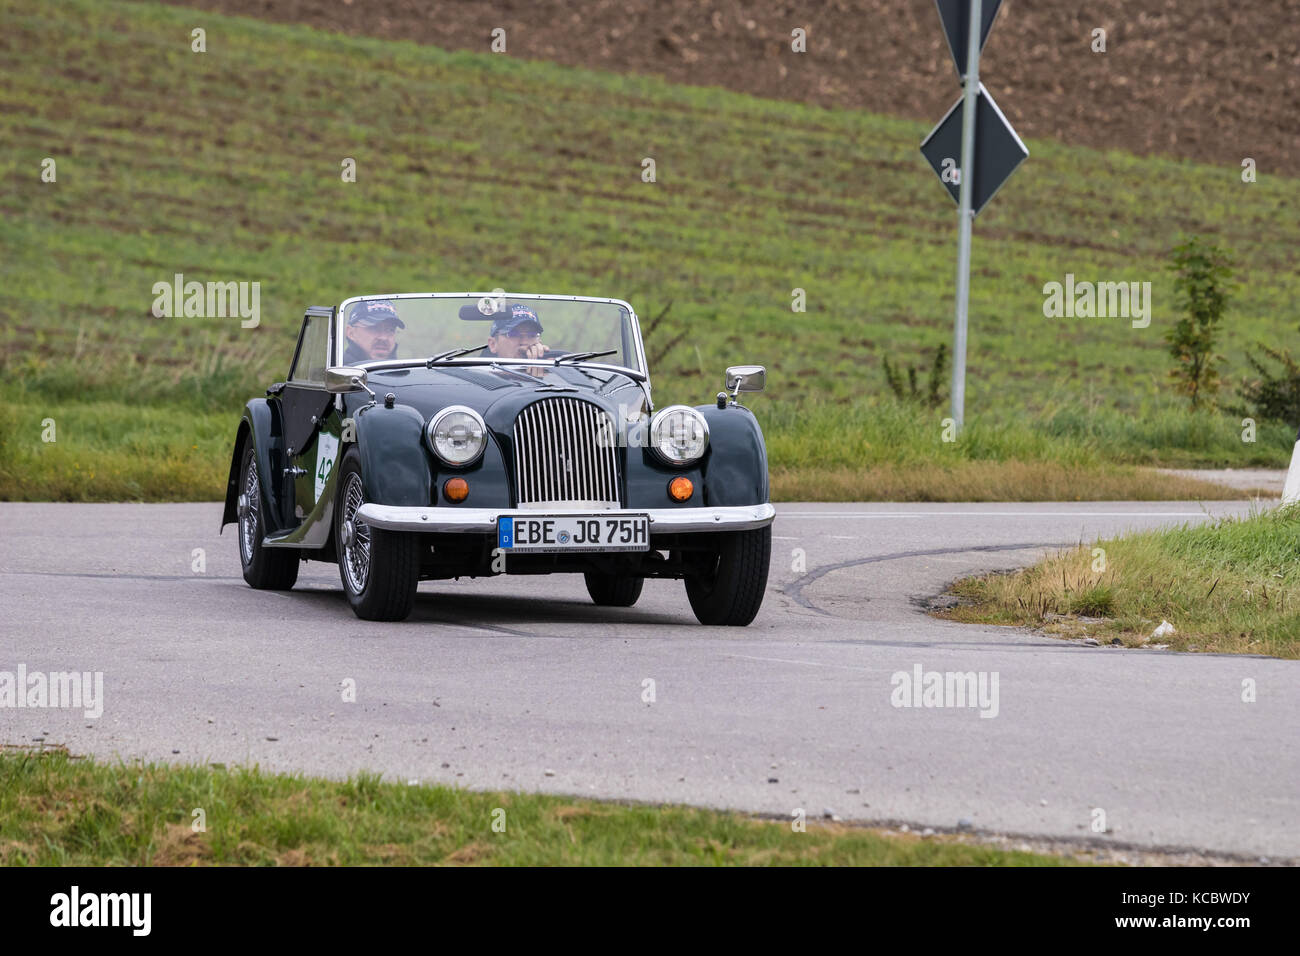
[770,462,1256,502]
[0,748,1074,866]
[0,401,233,501]
[941,505,1300,658]
[0,398,1279,502]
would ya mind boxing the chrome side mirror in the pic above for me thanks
[725,365,766,401]
[325,366,369,394]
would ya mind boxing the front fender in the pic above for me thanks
[352,403,432,506]
[626,403,769,508]
[696,403,769,506]
[220,399,286,532]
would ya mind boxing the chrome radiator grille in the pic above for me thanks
[512,399,620,508]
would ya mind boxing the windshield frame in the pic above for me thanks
[333,292,649,380]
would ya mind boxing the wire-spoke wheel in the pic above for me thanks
[239,454,260,566]
[334,449,420,621]
[236,441,299,590]
[340,471,372,595]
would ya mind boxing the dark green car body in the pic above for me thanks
[222,295,774,623]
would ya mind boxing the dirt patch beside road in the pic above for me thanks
[1156,468,1287,496]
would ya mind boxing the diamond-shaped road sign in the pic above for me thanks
[923,0,1022,432]
[919,83,1027,217]
[935,0,1003,79]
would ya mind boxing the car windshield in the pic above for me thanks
[335,294,643,374]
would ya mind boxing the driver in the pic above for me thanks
[343,299,405,363]
[486,303,548,359]
[484,303,549,378]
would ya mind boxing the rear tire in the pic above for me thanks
[584,572,644,607]
[237,441,299,590]
[335,450,420,621]
[685,525,771,626]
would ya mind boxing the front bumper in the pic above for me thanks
[354,502,776,534]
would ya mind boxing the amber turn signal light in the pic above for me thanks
[443,477,469,502]
[668,476,693,501]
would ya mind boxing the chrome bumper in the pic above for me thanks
[354,502,776,534]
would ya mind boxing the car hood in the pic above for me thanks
[349,363,646,434]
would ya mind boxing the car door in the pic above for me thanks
[278,309,337,536]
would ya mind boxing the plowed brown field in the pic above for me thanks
[154,0,1299,170]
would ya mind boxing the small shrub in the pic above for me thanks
[1067,584,1115,617]
[1234,344,1300,430]
[1165,236,1235,410]
[881,343,947,409]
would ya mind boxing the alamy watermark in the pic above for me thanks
[1042,274,1151,328]
[595,402,652,448]
[0,665,103,719]
[890,664,999,718]
[50,886,150,936]
[151,272,260,328]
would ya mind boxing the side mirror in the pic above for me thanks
[725,365,766,395]
[324,366,369,394]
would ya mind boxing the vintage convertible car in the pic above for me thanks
[221,293,774,623]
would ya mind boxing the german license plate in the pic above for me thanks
[497,514,649,553]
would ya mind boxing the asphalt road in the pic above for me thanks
[1,501,1295,860]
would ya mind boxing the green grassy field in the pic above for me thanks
[944,504,1300,658]
[1,0,1297,500]
[0,748,1075,865]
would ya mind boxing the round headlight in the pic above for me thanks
[427,405,487,466]
[649,405,709,465]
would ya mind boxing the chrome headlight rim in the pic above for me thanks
[426,404,487,467]
[648,404,710,466]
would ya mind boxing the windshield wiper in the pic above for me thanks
[489,362,547,383]
[426,344,486,367]
[554,349,617,365]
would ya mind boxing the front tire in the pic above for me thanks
[335,450,420,621]
[584,572,644,607]
[685,525,771,626]
[237,441,299,590]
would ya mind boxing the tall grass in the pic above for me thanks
[947,504,1300,656]
[755,397,1293,470]
[0,396,1275,501]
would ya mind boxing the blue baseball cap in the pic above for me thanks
[347,299,406,329]
[490,303,543,336]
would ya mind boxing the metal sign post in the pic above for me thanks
[950,0,982,432]
[921,0,1025,433]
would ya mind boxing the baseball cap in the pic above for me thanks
[490,303,544,336]
[347,299,406,329]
